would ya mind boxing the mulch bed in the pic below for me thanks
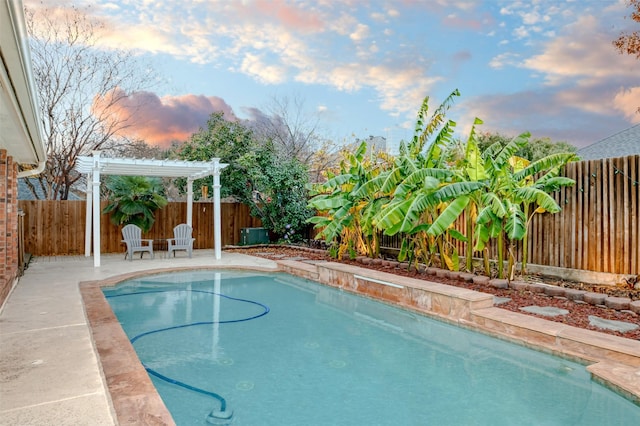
[227,246,640,340]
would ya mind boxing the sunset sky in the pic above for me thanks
[24,0,640,152]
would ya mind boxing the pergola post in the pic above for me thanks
[84,175,92,256]
[187,178,193,227]
[213,160,223,260]
[91,152,102,267]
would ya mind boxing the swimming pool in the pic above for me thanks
[104,270,640,425]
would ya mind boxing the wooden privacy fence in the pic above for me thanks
[380,155,639,276]
[18,201,262,256]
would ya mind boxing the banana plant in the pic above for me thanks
[374,90,480,270]
[307,141,388,258]
[511,152,578,274]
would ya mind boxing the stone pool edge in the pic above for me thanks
[279,259,640,406]
[80,261,640,426]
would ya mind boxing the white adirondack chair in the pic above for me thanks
[121,224,154,260]
[167,224,195,258]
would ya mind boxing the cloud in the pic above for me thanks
[461,12,640,147]
[613,88,640,121]
[240,54,288,84]
[93,90,238,147]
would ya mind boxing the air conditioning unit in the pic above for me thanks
[240,227,269,245]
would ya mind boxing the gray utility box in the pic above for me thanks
[240,227,269,245]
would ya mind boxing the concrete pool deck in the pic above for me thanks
[1,251,639,425]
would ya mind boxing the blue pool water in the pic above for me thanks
[104,270,640,425]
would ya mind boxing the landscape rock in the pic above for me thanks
[489,279,509,289]
[583,292,607,305]
[604,297,631,311]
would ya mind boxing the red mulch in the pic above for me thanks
[227,246,640,340]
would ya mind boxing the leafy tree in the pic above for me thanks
[24,5,156,199]
[176,113,312,240]
[176,112,257,199]
[102,176,168,232]
[476,132,576,162]
[236,143,313,240]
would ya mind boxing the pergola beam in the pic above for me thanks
[76,152,228,267]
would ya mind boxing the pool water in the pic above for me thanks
[104,270,640,425]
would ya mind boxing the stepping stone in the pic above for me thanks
[604,297,631,311]
[283,256,309,261]
[631,300,640,314]
[489,279,509,289]
[494,296,511,305]
[588,316,639,332]
[520,306,569,317]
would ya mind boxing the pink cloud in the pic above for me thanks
[93,90,237,147]
[244,0,324,33]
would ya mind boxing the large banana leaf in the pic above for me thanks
[514,187,561,213]
[429,181,485,204]
[504,202,526,240]
[512,152,578,182]
[482,192,508,218]
[308,194,351,210]
[464,120,487,181]
[427,195,470,237]
[494,131,530,167]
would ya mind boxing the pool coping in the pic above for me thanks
[80,261,640,425]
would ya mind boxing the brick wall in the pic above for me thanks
[0,149,19,307]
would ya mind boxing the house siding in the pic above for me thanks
[0,149,19,307]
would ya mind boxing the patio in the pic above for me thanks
[0,250,278,426]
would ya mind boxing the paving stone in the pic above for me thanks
[564,289,587,301]
[459,273,475,282]
[472,276,490,285]
[544,286,565,297]
[630,300,640,314]
[494,296,511,305]
[509,280,528,291]
[604,296,631,311]
[583,292,607,305]
[520,306,569,317]
[489,279,509,289]
[588,316,639,332]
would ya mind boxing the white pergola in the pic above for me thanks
[75,151,229,267]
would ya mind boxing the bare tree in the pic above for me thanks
[24,5,156,199]
[247,94,345,182]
